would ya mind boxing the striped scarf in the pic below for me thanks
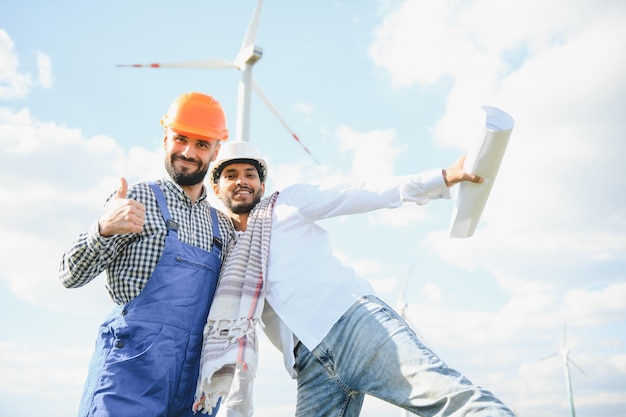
[193,192,278,416]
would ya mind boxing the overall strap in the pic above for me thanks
[149,182,179,240]
[209,207,223,257]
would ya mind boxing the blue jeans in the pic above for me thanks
[294,295,515,417]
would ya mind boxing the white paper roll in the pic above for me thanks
[449,106,514,238]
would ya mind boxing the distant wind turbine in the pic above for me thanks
[395,262,432,417]
[117,0,319,163]
[540,323,586,417]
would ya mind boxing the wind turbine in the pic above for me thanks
[117,0,319,163]
[540,323,586,417]
[396,263,417,332]
[396,262,434,345]
[395,262,432,417]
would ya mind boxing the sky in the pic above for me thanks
[1,0,625,416]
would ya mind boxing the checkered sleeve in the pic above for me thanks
[59,195,138,290]
[59,180,236,304]
[58,184,166,304]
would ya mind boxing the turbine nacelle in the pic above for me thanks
[235,44,263,69]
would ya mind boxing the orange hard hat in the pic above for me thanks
[160,92,229,141]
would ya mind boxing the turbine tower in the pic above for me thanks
[117,0,318,163]
[540,323,586,417]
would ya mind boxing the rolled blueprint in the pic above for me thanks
[449,106,514,238]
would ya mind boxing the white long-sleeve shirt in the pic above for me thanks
[261,169,450,377]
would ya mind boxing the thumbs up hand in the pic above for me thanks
[98,178,147,237]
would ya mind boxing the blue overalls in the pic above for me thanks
[79,183,222,417]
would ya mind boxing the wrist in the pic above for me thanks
[442,169,450,187]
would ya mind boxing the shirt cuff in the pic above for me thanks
[423,168,450,199]
[87,220,113,249]
[401,168,450,203]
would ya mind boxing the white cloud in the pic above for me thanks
[334,248,384,277]
[610,354,626,374]
[371,2,468,87]
[36,51,53,89]
[246,123,419,236]
[293,101,313,119]
[0,30,51,99]
[366,3,626,313]
[369,0,626,304]
[564,283,626,327]
[336,124,403,178]
[366,204,428,229]
[0,30,32,99]
[0,341,89,398]
[421,282,443,303]
[266,159,336,190]
[370,0,626,151]
[0,107,162,306]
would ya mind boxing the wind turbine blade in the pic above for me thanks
[560,321,586,374]
[252,80,320,165]
[538,352,558,362]
[116,58,236,69]
[396,300,433,349]
[568,358,587,376]
[241,0,264,49]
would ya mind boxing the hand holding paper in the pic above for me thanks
[443,155,483,186]
[449,106,514,238]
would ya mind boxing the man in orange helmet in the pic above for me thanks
[59,92,235,417]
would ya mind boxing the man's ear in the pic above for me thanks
[212,182,221,199]
[211,142,221,162]
[261,182,266,196]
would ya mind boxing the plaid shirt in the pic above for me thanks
[59,178,235,305]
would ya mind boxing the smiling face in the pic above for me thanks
[213,162,265,215]
[163,128,221,187]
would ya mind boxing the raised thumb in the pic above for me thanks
[115,177,129,199]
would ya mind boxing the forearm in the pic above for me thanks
[59,221,121,288]
[288,170,449,221]
[400,168,450,204]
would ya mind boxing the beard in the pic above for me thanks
[229,195,262,214]
[224,189,263,214]
[165,154,208,186]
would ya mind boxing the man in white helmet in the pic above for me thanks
[195,141,516,417]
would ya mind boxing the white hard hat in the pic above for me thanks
[211,141,268,184]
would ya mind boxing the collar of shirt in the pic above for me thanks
[161,176,208,206]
